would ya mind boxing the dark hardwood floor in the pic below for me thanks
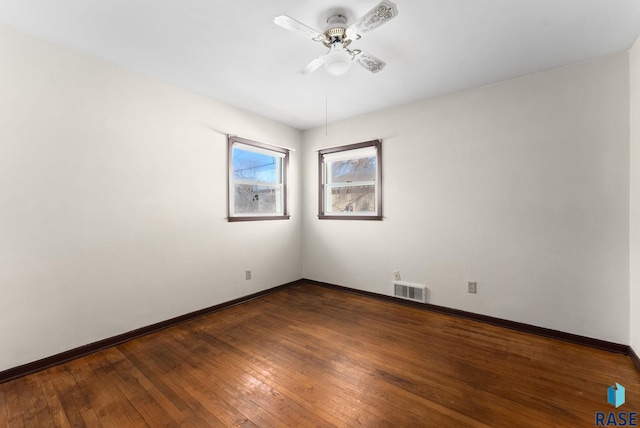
[1,283,639,427]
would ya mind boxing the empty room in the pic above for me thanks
[1,0,640,426]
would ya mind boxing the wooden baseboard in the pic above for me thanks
[0,280,302,384]
[304,279,631,356]
[630,347,640,372]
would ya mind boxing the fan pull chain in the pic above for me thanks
[325,65,329,136]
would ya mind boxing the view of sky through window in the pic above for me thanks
[232,148,280,184]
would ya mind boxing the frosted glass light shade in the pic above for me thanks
[325,45,352,76]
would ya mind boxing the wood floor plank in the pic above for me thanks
[237,303,496,426]
[179,313,348,426]
[13,375,38,427]
[0,379,7,427]
[253,292,518,422]
[2,379,25,427]
[93,349,195,427]
[37,373,72,428]
[78,356,142,428]
[146,332,322,427]
[48,364,103,427]
[21,374,56,428]
[189,333,354,426]
[120,341,254,427]
[78,352,171,428]
[206,303,396,425]
[103,346,214,427]
[126,346,277,428]
[207,315,425,426]
[1,283,639,427]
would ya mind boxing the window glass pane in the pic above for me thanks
[233,148,282,184]
[234,184,282,214]
[326,185,375,213]
[328,156,376,183]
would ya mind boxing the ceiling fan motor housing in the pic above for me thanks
[323,15,351,48]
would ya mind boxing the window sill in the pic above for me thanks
[318,215,382,221]
[228,215,291,222]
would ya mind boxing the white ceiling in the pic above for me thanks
[1,0,639,130]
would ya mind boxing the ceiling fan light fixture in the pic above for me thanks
[325,43,352,76]
[274,1,398,76]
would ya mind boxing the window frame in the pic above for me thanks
[228,135,290,222]
[318,139,382,220]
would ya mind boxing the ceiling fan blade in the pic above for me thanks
[299,56,326,75]
[355,51,386,73]
[274,15,326,42]
[348,0,399,36]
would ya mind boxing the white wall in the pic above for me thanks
[631,37,640,352]
[302,54,630,344]
[1,20,634,373]
[0,24,302,371]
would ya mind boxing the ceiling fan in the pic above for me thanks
[274,1,399,76]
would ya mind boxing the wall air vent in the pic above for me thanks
[393,281,428,303]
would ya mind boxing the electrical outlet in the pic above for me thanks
[467,281,477,294]
[393,270,401,281]
[246,269,252,280]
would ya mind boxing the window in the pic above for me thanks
[228,136,290,221]
[318,140,382,220]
